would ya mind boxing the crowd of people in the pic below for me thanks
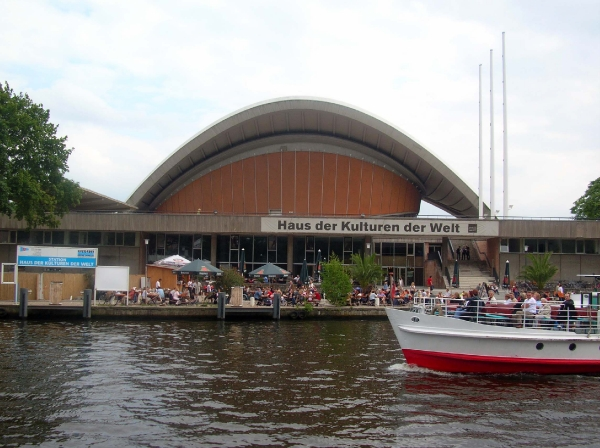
[247,281,322,306]
[443,287,579,328]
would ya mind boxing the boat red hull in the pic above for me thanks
[404,349,600,375]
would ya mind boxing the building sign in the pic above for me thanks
[261,218,499,237]
[17,246,98,268]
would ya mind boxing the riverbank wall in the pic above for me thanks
[0,302,402,320]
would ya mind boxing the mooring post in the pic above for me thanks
[83,289,92,319]
[19,288,28,319]
[273,293,281,320]
[217,292,226,320]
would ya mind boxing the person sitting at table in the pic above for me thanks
[368,289,377,306]
[377,288,387,306]
[128,287,139,304]
[140,287,150,304]
[167,288,179,305]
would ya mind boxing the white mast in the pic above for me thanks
[490,49,495,218]
[502,32,509,217]
[479,64,483,219]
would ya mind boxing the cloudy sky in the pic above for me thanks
[2,0,599,217]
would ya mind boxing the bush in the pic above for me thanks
[215,267,245,293]
[320,254,353,306]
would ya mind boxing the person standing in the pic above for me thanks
[156,278,164,301]
[456,246,461,260]
[427,276,433,292]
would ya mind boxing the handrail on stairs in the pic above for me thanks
[471,240,499,285]
[435,251,451,285]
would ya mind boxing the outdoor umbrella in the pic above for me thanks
[154,255,190,267]
[503,260,510,289]
[452,260,460,288]
[315,249,322,282]
[300,259,309,285]
[239,248,245,277]
[173,259,223,276]
[248,263,290,278]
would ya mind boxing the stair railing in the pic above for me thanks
[471,241,495,280]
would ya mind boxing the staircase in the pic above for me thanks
[455,260,496,292]
[450,240,496,292]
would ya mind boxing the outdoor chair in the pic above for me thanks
[99,291,115,305]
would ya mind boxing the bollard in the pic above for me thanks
[83,289,92,319]
[217,292,226,320]
[273,293,281,320]
[19,288,28,319]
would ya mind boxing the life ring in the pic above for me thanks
[298,312,306,319]
[289,311,298,320]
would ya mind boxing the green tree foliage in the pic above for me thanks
[519,252,558,290]
[215,267,245,293]
[347,253,383,294]
[571,177,600,219]
[0,82,81,228]
[320,253,353,306]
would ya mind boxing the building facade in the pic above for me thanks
[1,98,598,295]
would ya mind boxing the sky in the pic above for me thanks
[2,0,599,218]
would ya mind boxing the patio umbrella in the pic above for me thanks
[173,259,223,276]
[452,260,459,288]
[503,260,510,289]
[239,248,245,277]
[300,259,309,285]
[154,255,190,267]
[248,263,290,278]
[315,250,322,282]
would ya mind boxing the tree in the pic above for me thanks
[215,267,245,293]
[347,253,383,294]
[320,254,353,306]
[0,82,81,228]
[519,252,558,290]
[571,177,600,219]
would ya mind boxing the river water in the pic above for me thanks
[1,319,599,447]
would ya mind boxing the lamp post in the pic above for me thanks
[144,238,149,288]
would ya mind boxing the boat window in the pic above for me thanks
[536,343,544,350]
[569,343,576,351]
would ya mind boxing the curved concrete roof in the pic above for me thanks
[127,97,486,217]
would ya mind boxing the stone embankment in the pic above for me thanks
[0,300,406,320]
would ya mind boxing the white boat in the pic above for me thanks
[385,306,600,375]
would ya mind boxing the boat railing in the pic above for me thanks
[411,295,600,334]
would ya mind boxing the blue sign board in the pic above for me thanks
[17,246,98,268]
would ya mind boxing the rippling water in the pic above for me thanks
[1,319,599,447]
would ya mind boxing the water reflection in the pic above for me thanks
[1,320,599,447]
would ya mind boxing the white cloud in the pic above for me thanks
[0,0,598,217]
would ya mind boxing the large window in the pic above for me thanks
[216,235,287,272]
[148,233,211,262]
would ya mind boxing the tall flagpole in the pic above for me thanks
[479,64,483,219]
[502,32,509,217]
[490,49,495,218]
